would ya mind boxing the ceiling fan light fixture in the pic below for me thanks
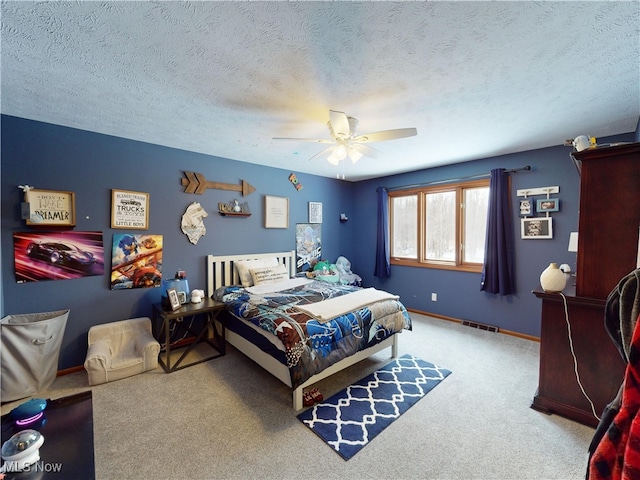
[327,149,342,166]
[347,146,363,163]
[327,143,347,165]
[273,110,418,168]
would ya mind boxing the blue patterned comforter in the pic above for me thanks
[213,280,412,389]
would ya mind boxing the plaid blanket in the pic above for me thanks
[589,312,640,480]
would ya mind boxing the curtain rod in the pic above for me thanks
[383,165,531,191]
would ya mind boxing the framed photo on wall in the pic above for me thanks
[519,198,534,217]
[111,189,149,229]
[264,195,289,228]
[536,198,560,213]
[308,202,323,223]
[25,189,76,226]
[521,217,553,239]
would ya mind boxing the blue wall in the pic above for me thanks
[353,133,636,337]
[1,114,637,368]
[1,115,355,369]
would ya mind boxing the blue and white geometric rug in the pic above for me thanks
[297,354,452,460]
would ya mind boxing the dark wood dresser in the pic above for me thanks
[532,287,625,427]
[532,142,639,427]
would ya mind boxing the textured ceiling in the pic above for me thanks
[1,1,639,181]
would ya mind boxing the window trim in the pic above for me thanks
[389,179,490,273]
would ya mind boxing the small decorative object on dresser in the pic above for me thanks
[539,262,567,293]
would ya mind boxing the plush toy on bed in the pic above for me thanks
[309,260,340,283]
[335,256,362,286]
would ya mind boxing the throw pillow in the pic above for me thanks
[249,264,289,286]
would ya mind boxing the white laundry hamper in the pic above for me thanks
[1,309,69,402]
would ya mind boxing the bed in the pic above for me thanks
[206,250,412,410]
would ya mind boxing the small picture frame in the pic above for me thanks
[519,198,534,217]
[177,291,187,304]
[536,198,560,213]
[308,202,323,223]
[521,217,553,239]
[111,189,150,229]
[167,288,181,311]
[264,195,289,229]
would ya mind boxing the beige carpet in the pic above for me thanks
[2,313,596,479]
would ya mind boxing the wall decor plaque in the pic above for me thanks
[26,189,76,226]
[111,189,149,230]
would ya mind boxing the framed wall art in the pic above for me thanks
[14,231,105,283]
[296,223,322,272]
[111,189,149,229]
[110,233,163,290]
[264,195,289,229]
[519,198,534,217]
[308,202,323,223]
[536,198,560,213]
[25,189,76,226]
[521,217,553,239]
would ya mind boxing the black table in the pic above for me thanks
[152,297,226,372]
[1,391,95,479]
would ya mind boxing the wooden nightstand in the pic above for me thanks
[152,297,226,373]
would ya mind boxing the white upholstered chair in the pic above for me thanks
[84,317,160,385]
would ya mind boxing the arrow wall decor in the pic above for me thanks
[180,171,256,196]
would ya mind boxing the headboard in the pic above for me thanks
[206,250,296,297]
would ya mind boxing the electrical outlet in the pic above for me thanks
[431,293,437,302]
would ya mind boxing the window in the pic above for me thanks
[389,179,490,272]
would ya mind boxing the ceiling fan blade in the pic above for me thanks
[308,145,336,162]
[329,110,351,138]
[273,137,333,144]
[351,143,382,160]
[346,145,363,164]
[353,127,417,143]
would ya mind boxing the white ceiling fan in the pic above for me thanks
[273,110,418,166]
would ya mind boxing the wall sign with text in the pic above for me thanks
[26,189,76,226]
[111,189,149,230]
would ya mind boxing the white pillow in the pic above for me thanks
[249,264,290,286]
[234,257,279,287]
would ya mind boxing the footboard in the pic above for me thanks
[291,333,399,410]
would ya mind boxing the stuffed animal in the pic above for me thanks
[311,260,340,283]
[335,256,362,286]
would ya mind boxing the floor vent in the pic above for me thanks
[462,320,499,333]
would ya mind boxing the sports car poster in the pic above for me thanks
[14,231,105,283]
[110,233,163,290]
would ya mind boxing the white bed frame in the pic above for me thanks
[206,250,399,410]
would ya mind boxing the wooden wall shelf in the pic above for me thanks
[218,212,251,217]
